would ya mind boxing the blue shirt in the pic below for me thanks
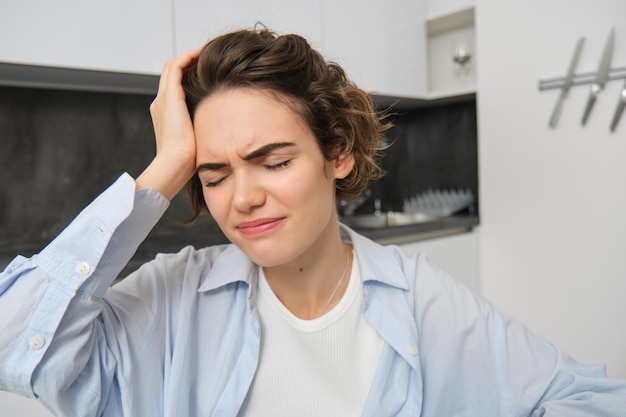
[1,173,625,417]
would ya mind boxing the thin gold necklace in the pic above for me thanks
[319,250,350,315]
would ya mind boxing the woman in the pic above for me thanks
[1,27,625,417]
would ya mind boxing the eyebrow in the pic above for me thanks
[197,141,295,171]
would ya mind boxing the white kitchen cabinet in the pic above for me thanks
[175,1,474,101]
[175,0,428,99]
[0,1,474,101]
[321,0,428,98]
[396,231,479,292]
[174,0,323,54]
[0,0,173,75]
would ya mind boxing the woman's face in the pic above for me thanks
[194,88,354,267]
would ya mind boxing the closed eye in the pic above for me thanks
[200,158,292,187]
[264,159,292,171]
[204,177,227,188]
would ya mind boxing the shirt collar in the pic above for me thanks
[196,224,409,293]
[341,224,409,291]
[197,244,255,293]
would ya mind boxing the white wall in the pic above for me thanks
[476,0,626,377]
[398,232,479,292]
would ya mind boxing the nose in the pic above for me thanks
[232,169,265,213]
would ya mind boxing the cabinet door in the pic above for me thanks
[321,0,427,98]
[174,0,323,54]
[397,232,478,292]
[0,0,173,74]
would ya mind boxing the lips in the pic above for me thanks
[236,217,285,237]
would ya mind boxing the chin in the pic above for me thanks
[246,248,295,268]
[234,239,302,268]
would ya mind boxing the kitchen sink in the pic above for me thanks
[341,211,439,229]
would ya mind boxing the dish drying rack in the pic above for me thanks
[403,189,475,217]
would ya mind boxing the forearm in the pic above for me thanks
[135,154,195,202]
[136,47,203,201]
[0,45,201,412]
[530,352,626,416]
[0,173,169,398]
[412,254,626,416]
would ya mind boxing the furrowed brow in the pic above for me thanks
[196,162,227,172]
[243,142,295,161]
[196,142,295,171]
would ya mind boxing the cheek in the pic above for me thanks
[202,188,227,222]
[271,164,335,206]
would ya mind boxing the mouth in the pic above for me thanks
[236,217,285,237]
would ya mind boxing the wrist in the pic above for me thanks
[135,155,196,200]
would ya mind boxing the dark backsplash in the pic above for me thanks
[365,99,478,214]
[0,86,477,269]
[0,86,218,268]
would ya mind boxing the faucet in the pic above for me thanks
[374,198,382,216]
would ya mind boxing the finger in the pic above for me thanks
[164,48,202,88]
[156,60,171,96]
[157,47,203,95]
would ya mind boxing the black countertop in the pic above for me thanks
[347,214,479,245]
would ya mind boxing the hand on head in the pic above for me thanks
[136,47,202,200]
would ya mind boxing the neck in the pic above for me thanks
[263,229,353,320]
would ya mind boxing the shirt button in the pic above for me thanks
[29,335,45,350]
[76,262,91,276]
[409,345,418,356]
[363,287,370,297]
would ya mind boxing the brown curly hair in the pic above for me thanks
[182,26,391,220]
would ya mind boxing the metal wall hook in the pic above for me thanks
[539,67,626,91]
[539,28,625,131]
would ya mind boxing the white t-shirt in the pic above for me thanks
[238,253,384,417]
